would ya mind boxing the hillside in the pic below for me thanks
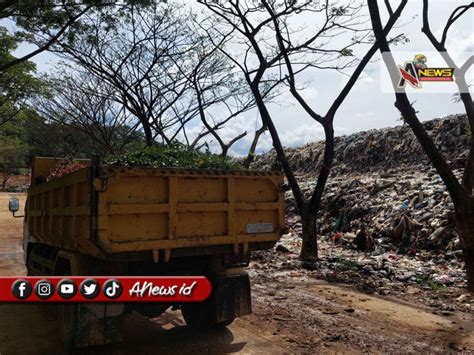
[252,114,469,174]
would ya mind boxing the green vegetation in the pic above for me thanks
[333,258,360,272]
[426,277,448,292]
[0,27,46,126]
[105,144,243,170]
[0,134,28,190]
[0,114,127,163]
[415,275,448,292]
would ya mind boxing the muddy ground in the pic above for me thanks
[0,193,472,354]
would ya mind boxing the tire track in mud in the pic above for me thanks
[248,272,474,353]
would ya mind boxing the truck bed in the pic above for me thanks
[27,161,285,261]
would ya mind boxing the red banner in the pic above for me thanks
[0,276,212,303]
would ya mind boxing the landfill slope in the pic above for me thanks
[251,114,471,294]
[251,114,469,175]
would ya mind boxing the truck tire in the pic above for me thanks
[54,255,125,348]
[59,304,77,349]
[181,272,251,330]
[54,260,77,349]
[181,303,235,330]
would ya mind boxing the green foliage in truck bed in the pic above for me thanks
[104,143,243,170]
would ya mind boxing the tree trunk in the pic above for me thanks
[456,197,474,292]
[463,247,474,293]
[2,175,8,192]
[143,125,153,146]
[300,209,318,261]
[243,125,267,168]
[299,124,334,261]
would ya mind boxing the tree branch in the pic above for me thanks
[369,0,466,206]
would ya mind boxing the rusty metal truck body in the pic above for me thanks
[23,157,285,347]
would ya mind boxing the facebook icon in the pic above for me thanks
[12,279,32,300]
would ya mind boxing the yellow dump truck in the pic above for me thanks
[14,157,285,347]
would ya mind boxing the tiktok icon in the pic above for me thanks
[103,279,123,299]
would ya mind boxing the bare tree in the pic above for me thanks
[182,24,279,156]
[53,4,199,146]
[177,32,253,156]
[243,124,267,168]
[48,3,265,151]
[368,0,474,291]
[37,71,140,155]
[200,0,407,260]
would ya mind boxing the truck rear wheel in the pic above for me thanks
[181,303,235,329]
[54,259,77,348]
[181,272,251,330]
[54,255,125,348]
[59,304,77,348]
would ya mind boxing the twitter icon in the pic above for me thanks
[80,279,100,299]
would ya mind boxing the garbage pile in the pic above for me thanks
[250,115,471,296]
[285,169,463,255]
[251,114,469,175]
[274,169,466,292]
[251,114,468,256]
[47,160,89,181]
[253,169,470,305]
[252,233,471,311]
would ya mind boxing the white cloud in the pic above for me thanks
[280,124,325,147]
[4,0,471,158]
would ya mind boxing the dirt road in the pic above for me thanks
[0,193,26,276]
[0,193,472,354]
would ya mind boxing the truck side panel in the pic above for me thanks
[27,165,285,260]
[95,168,284,255]
[27,168,97,255]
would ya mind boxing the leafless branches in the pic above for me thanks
[37,3,267,155]
[421,0,473,191]
[199,0,406,259]
[37,71,139,154]
[51,4,196,145]
[368,0,474,292]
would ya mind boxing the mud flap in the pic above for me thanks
[214,273,252,323]
[74,303,124,348]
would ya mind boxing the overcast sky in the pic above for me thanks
[8,0,473,156]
